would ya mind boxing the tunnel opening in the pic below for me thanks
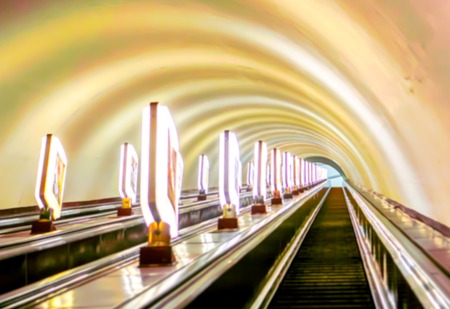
[319,163,343,187]
[307,156,346,187]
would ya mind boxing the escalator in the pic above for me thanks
[268,187,374,308]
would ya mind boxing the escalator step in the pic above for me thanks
[269,188,374,308]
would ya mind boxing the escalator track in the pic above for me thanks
[269,187,374,308]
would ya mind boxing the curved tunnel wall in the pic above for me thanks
[0,1,449,227]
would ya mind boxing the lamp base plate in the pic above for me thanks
[218,217,239,230]
[31,220,56,234]
[251,204,267,214]
[139,245,176,267]
[117,207,133,216]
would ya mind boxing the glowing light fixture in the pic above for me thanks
[282,152,293,199]
[266,162,271,188]
[282,152,293,192]
[198,154,209,195]
[253,141,267,202]
[313,164,317,184]
[219,130,241,218]
[270,149,282,193]
[35,134,67,221]
[238,160,243,192]
[305,161,311,187]
[293,156,300,194]
[140,102,183,239]
[119,143,139,205]
[300,158,307,189]
[247,161,254,190]
[270,148,282,204]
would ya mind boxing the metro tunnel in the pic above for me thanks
[0,1,449,308]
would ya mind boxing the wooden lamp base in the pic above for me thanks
[31,220,56,234]
[251,204,267,214]
[139,245,176,267]
[218,217,239,229]
[117,207,133,216]
[283,193,293,199]
[271,197,282,205]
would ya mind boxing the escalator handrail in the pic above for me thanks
[343,187,394,309]
[348,181,450,277]
[345,183,450,308]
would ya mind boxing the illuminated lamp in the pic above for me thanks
[32,134,67,234]
[314,164,319,183]
[218,130,240,229]
[305,160,310,189]
[270,148,282,205]
[117,143,138,216]
[251,141,268,214]
[246,161,254,192]
[314,164,318,185]
[292,156,300,195]
[197,154,209,201]
[299,158,305,192]
[282,152,293,199]
[238,160,243,193]
[139,102,183,266]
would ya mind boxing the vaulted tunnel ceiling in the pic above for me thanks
[1,0,449,227]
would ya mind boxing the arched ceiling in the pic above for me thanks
[1,1,449,227]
